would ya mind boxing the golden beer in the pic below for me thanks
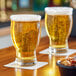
[10,15,41,65]
[45,7,73,76]
[45,14,72,48]
[45,7,73,49]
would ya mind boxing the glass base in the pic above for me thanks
[51,48,68,54]
[15,58,37,66]
[49,47,76,56]
[39,47,76,56]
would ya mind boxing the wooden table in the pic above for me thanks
[0,36,76,76]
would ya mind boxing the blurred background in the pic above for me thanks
[0,0,76,49]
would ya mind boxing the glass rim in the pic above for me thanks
[10,14,41,21]
[45,7,73,15]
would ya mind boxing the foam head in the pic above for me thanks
[45,7,73,15]
[10,14,41,21]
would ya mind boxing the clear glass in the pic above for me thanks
[10,14,41,66]
[45,7,73,54]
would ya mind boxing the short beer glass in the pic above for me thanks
[10,15,41,66]
[45,7,73,54]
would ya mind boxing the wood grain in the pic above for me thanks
[0,36,76,76]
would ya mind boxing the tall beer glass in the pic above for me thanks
[10,15,41,66]
[45,7,73,54]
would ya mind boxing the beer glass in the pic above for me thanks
[10,14,41,66]
[45,7,73,54]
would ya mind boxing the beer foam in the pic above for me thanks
[45,7,73,15]
[10,14,41,21]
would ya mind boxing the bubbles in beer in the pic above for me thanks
[45,14,72,48]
